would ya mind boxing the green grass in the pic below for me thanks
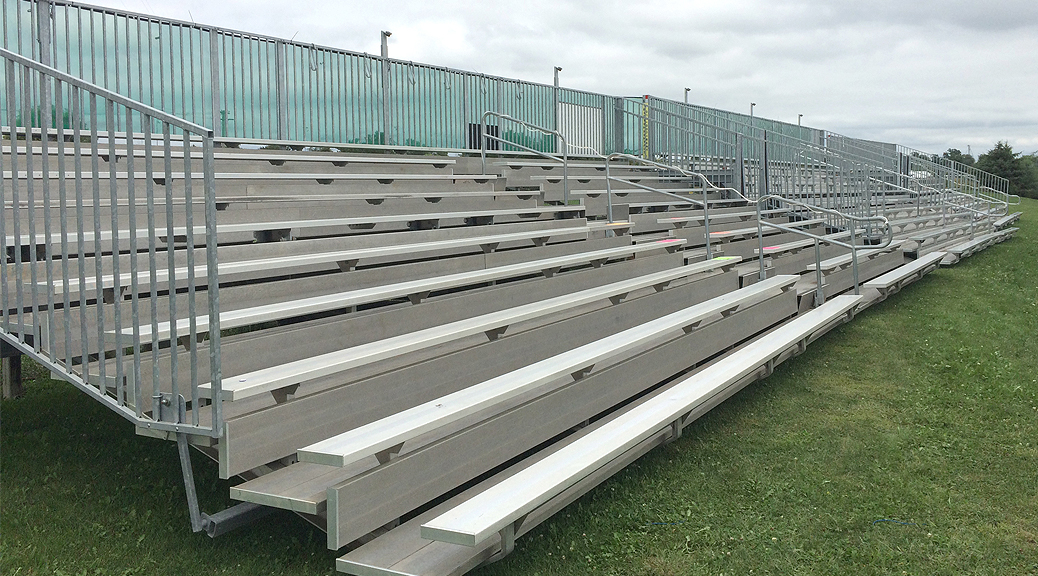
[3,200,1037,575]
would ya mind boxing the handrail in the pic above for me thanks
[0,47,223,439]
[979,185,1020,207]
[479,112,569,204]
[604,153,750,259]
[755,195,892,301]
[941,190,1004,241]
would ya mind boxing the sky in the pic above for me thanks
[85,0,1038,156]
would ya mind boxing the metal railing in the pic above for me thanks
[479,111,569,204]
[1,46,223,438]
[604,153,750,259]
[755,195,892,303]
[0,0,1011,209]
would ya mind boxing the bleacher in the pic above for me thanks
[0,11,1022,576]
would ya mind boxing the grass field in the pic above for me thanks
[2,199,1036,576]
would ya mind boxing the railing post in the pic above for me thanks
[612,97,624,155]
[37,0,53,68]
[462,74,471,148]
[756,200,766,282]
[736,133,745,198]
[208,29,222,137]
[850,227,860,296]
[275,40,288,140]
[814,239,824,306]
[202,134,223,436]
[381,32,392,145]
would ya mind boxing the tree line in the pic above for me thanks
[942,142,1038,199]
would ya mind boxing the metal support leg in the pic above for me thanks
[201,502,276,538]
[176,432,204,533]
[1,354,23,399]
[814,239,825,306]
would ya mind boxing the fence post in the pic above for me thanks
[37,0,53,68]
[208,29,222,137]
[736,133,745,198]
[275,41,288,140]
[380,32,392,145]
[612,97,623,154]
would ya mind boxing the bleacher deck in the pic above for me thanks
[2,130,1018,576]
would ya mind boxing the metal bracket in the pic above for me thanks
[570,364,594,381]
[484,326,508,341]
[682,320,702,334]
[374,442,404,465]
[270,384,300,404]
[337,259,360,272]
[407,291,431,305]
[496,513,528,560]
[608,292,628,305]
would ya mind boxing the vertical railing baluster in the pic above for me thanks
[182,131,198,425]
[162,123,177,411]
[106,98,124,405]
[202,134,221,435]
[125,108,142,417]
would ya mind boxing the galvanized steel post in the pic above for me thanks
[381,30,392,144]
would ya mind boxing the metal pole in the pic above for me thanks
[37,0,53,68]
[381,30,392,145]
[553,66,561,152]
[275,40,288,139]
[684,87,689,105]
[208,29,221,137]
[814,239,824,306]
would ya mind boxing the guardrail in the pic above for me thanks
[479,111,570,203]
[754,195,892,303]
[0,47,223,440]
[604,152,750,258]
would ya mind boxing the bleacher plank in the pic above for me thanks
[298,274,796,469]
[3,146,459,168]
[203,257,740,403]
[5,206,586,253]
[2,170,497,184]
[110,239,686,349]
[323,279,797,548]
[862,251,946,296]
[215,249,714,476]
[41,225,593,296]
[993,212,1021,230]
[656,208,788,228]
[418,295,862,549]
[805,239,906,272]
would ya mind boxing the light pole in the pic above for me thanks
[684,87,690,105]
[750,102,756,127]
[798,113,803,126]
[381,31,393,145]
[798,113,804,141]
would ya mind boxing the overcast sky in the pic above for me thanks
[87,0,1038,156]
